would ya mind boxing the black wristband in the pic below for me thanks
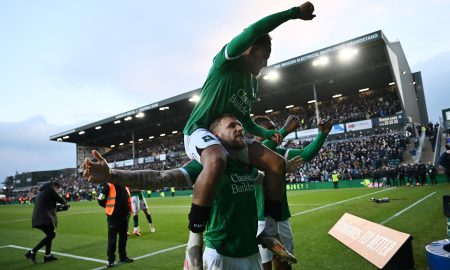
[264,199,282,221]
[188,203,211,233]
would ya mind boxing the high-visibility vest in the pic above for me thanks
[105,183,132,216]
[332,174,339,182]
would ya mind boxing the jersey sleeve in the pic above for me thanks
[179,160,204,186]
[226,7,301,58]
[241,113,277,139]
[285,131,328,162]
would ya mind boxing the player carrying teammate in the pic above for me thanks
[182,2,316,268]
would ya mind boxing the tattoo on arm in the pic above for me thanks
[110,169,189,189]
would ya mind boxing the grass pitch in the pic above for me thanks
[1,184,449,270]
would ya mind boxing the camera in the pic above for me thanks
[56,204,70,212]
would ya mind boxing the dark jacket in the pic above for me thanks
[438,152,450,169]
[32,183,66,228]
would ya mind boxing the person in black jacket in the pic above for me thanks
[25,181,66,264]
[438,144,450,183]
[98,183,133,268]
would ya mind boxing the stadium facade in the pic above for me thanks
[50,30,428,170]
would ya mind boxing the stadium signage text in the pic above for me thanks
[273,32,380,69]
[378,115,400,127]
[345,119,372,132]
[329,213,411,269]
[115,103,159,119]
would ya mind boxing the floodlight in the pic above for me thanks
[114,120,121,124]
[308,100,317,104]
[312,56,329,66]
[160,133,166,137]
[332,94,342,98]
[111,145,115,148]
[138,138,144,142]
[189,95,201,103]
[263,70,280,81]
[95,126,102,130]
[78,131,85,135]
[172,131,178,134]
[286,105,294,109]
[124,117,132,121]
[265,109,273,113]
[129,141,133,144]
[389,82,395,86]
[149,136,154,139]
[135,112,145,118]
[359,88,370,93]
[63,135,69,139]
[119,142,124,146]
[338,48,358,61]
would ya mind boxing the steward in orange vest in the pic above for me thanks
[98,183,134,267]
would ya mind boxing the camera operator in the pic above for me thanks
[25,181,67,264]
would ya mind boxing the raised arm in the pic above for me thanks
[226,2,315,58]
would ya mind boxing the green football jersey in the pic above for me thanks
[204,159,259,258]
[256,131,328,221]
[183,7,301,140]
[255,148,291,222]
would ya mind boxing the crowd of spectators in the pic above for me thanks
[11,175,98,204]
[285,132,409,183]
[267,88,401,130]
[100,88,402,167]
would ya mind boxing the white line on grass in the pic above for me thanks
[380,191,436,225]
[291,188,394,217]
[133,243,187,260]
[6,245,108,264]
[289,203,323,206]
[90,243,188,270]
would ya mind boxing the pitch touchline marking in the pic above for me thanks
[90,243,188,270]
[133,243,188,260]
[6,245,108,264]
[289,203,323,206]
[380,192,436,225]
[291,188,394,217]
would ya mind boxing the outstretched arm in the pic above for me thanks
[284,118,332,162]
[226,2,316,58]
[241,113,281,143]
[83,150,191,190]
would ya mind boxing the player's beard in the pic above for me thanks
[220,135,246,150]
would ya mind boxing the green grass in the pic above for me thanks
[0,184,449,270]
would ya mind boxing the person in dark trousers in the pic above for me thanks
[398,165,406,186]
[428,163,437,185]
[438,144,450,183]
[98,183,134,267]
[418,163,427,185]
[25,181,66,264]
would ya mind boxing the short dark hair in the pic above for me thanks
[52,181,61,188]
[209,113,235,133]
[446,144,450,150]
[253,34,272,51]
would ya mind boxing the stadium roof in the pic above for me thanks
[51,30,396,147]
